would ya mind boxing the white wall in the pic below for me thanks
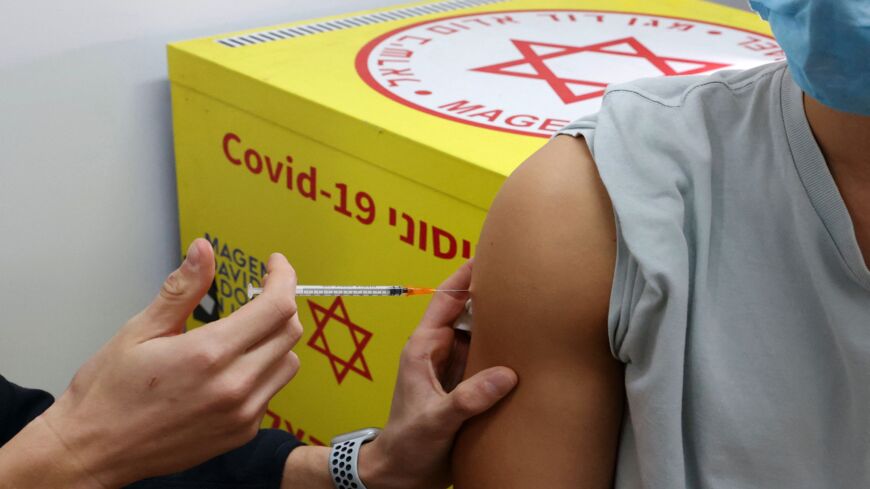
[0,0,751,397]
[0,0,409,396]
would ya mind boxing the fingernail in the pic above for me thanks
[185,241,200,268]
[483,370,517,396]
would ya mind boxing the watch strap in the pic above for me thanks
[329,433,375,489]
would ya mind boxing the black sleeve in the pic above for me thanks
[0,374,55,446]
[125,429,305,489]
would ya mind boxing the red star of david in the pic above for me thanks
[307,297,373,384]
[472,37,730,104]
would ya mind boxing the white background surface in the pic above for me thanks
[0,0,750,396]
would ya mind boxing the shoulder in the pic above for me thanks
[473,135,616,353]
[601,61,786,109]
[561,62,790,216]
[561,63,788,184]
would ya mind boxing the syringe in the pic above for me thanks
[247,283,467,300]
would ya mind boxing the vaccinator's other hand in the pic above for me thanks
[359,260,518,489]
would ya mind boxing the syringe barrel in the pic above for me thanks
[295,285,405,296]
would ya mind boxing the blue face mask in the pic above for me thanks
[749,0,870,115]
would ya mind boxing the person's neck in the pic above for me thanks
[804,93,870,261]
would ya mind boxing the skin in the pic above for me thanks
[453,136,624,488]
[804,93,870,261]
[451,94,870,487]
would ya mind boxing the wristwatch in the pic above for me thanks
[329,427,381,489]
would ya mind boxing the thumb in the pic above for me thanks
[134,238,215,339]
[440,366,517,427]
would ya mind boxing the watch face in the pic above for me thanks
[330,427,382,446]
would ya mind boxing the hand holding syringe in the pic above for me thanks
[247,283,468,300]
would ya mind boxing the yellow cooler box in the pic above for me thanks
[168,0,779,444]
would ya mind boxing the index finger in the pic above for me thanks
[417,259,473,332]
[202,253,299,352]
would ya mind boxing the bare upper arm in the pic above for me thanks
[452,135,624,488]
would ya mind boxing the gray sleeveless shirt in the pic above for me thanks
[558,62,870,488]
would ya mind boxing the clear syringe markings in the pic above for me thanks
[247,283,468,300]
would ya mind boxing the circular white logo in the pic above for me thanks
[357,10,783,137]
